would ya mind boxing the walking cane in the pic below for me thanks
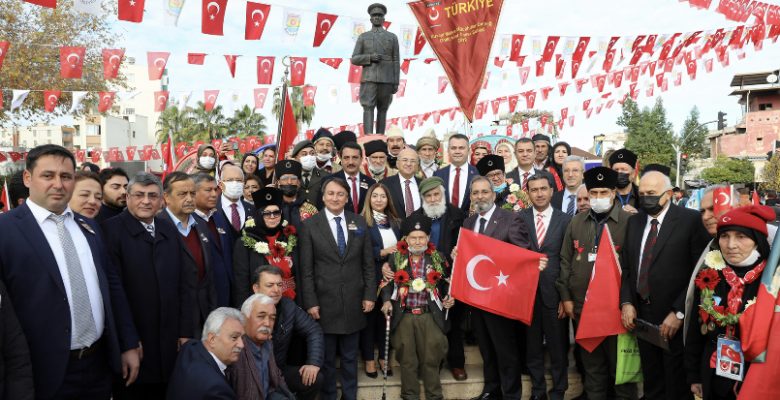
[381,313,391,400]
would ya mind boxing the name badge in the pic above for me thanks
[217,227,226,235]
[78,219,96,235]
[715,336,744,381]
[588,253,597,262]
[348,223,358,231]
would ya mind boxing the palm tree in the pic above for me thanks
[272,86,315,130]
[227,105,267,138]
[156,106,195,143]
[190,101,228,141]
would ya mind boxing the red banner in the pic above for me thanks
[44,90,61,113]
[147,51,170,80]
[202,0,228,35]
[98,92,115,113]
[277,90,297,160]
[313,12,338,47]
[245,2,271,40]
[102,48,124,79]
[257,56,275,84]
[289,56,307,86]
[60,46,85,79]
[408,0,504,121]
[204,90,219,111]
[224,55,239,77]
[253,87,268,109]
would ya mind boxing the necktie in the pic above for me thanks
[452,167,461,207]
[302,172,310,187]
[230,203,241,231]
[522,172,530,191]
[566,194,576,216]
[478,217,487,234]
[638,219,658,300]
[49,214,98,347]
[145,223,155,238]
[404,179,414,217]
[536,213,547,247]
[350,176,359,214]
[334,216,347,257]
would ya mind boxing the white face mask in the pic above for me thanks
[199,156,216,169]
[300,155,316,171]
[223,181,244,200]
[589,197,612,214]
[316,153,331,163]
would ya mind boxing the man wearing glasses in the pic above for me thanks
[381,148,421,220]
[218,163,256,235]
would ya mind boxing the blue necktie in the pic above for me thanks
[566,194,576,215]
[334,216,346,257]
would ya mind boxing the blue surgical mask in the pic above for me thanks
[493,182,508,193]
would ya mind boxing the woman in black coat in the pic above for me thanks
[359,183,401,378]
[0,279,33,399]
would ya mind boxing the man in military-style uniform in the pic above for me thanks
[292,140,325,206]
[351,3,400,134]
[556,167,637,400]
[275,159,318,232]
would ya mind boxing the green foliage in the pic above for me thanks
[156,104,267,144]
[701,157,755,184]
[227,105,267,137]
[619,98,676,168]
[761,153,780,191]
[272,86,315,130]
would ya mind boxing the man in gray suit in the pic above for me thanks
[351,3,400,134]
[522,175,572,400]
[299,178,376,400]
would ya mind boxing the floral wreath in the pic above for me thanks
[501,179,531,212]
[241,218,298,259]
[390,239,447,306]
[695,250,760,328]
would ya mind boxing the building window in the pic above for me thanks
[124,108,135,115]
[759,103,773,111]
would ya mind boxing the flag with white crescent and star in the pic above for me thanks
[102,48,125,79]
[289,56,307,86]
[60,46,85,79]
[202,0,227,35]
[118,0,144,22]
[313,12,338,47]
[146,51,170,80]
[450,228,543,324]
[245,1,271,40]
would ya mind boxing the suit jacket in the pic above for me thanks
[521,207,572,308]
[380,174,422,219]
[158,211,218,337]
[0,280,33,400]
[620,204,710,324]
[463,206,530,250]
[299,211,376,334]
[301,168,326,206]
[551,190,563,210]
[368,221,401,294]
[226,337,293,400]
[218,198,257,237]
[272,298,324,370]
[434,164,479,215]
[0,203,137,399]
[506,167,555,190]
[410,205,464,265]
[167,340,236,400]
[102,210,195,384]
[320,171,376,214]
[194,210,235,307]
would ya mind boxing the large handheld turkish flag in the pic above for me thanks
[575,225,626,353]
[450,228,542,325]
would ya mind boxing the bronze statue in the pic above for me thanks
[351,3,400,135]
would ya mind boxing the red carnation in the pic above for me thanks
[426,270,442,285]
[699,308,710,324]
[426,242,436,254]
[695,269,720,291]
[283,225,297,236]
[283,289,296,300]
[394,270,410,284]
[397,240,409,255]
[270,243,285,259]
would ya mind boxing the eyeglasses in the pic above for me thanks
[129,192,160,201]
[262,210,282,218]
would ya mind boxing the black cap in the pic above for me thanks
[531,133,551,143]
[642,163,671,177]
[608,148,637,169]
[367,3,387,15]
[401,213,432,236]
[363,140,388,157]
[333,131,357,151]
[252,187,283,210]
[584,166,618,190]
[312,128,334,145]
[292,140,314,158]
[275,159,302,179]
[476,154,504,176]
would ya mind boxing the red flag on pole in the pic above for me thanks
[408,0,504,121]
[313,12,338,47]
[450,228,543,324]
[102,48,125,79]
[245,1,271,40]
[752,190,761,205]
[277,91,298,159]
[60,46,85,79]
[202,0,228,35]
[118,0,144,22]
[575,226,627,353]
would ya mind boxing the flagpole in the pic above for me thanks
[445,228,464,320]
[271,56,290,185]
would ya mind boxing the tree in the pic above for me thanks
[619,98,676,168]
[227,105,267,138]
[155,106,194,143]
[678,106,710,160]
[0,0,127,121]
[761,154,780,191]
[272,86,315,130]
[701,157,755,184]
[189,102,227,141]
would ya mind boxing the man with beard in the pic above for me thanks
[476,155,510,206]
[416,130,440,179]
[381,148,421,219]
[532,134,551,171]
[552,155,585,216]
[292,140,326,206]
[275,159,318,231]
[312,128,340,174]
[96,167,129,222]
[385,125,406,170]
[363,139,396,182]
[609,149,639,213]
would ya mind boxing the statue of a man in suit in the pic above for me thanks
[351,3,400,135]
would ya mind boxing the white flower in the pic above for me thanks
[705,250,726,271]
[744,297,757,310]
[411,278,427,293]
[276,241,287,248]
[253,242,270,254]
[509,183,520,193]
[282,220,288,227]
[245,218,256,228]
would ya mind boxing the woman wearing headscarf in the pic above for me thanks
[195,144,218,175]
[494,139,517,174]
[685,205,775,399]
[546,141,570,192]
[232,186,300,306]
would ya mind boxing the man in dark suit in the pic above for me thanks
[160,172,219,336]
[102,171,195,399]
[522,175,572,400]
[299,178,376,400]
[609,148,640,213]
[322,142,376,215]
[381,148,422,218]
[193,172,234,307]
[0,144,140,399]
[434,133,478,215]
[0,277,34,399]
[218,163,256,236]
[293,140,326,208]
[96,167,129,223]
[551,155,584,216]
[620,171,710,400]
[462,176,531,400]
[506,138,554,192]
[476,155,511,206]
[167,307,245,400]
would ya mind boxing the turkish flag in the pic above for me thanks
[602,36,620,71]
[438,76,449,94]
[659,33,681,60]
[202,0,227,35]
[60,46,85,79]
[347,64,362,84]
[540,86,553,101]
[518,66,530,84]
[253,87,268,109]
[224,55,239,77]
[204,90,219,111]
[98,92,115,113]
[401,58,413,74]
[188,53,206,65]
[507,95,519,113]
[524,90,536,108]
[396,79,407,98]
[713,186,734,217]
[582,99,591,111]
[521,119,529,134]
[575,226,627,353]
[256,56,275,84]
[0,41,8,72]
[493,56,505,67]
[474,102,486,120]
[118,0,144,22]
[612,70,623,87]
[541,36,560,62]
[102,48,125,79]
[555,56,566,79]
[277,90,298,158]
[535,59,545,77]
[509,34,525,61]
[571,59,581,79]
[24,0,56,8]
[289,56,307,86]
[558,81,570,96]
[302,85,316,107]
[685,52,697,78]
[147,51,169,80]
[44,90,61,113]
[560,107,568,120]
[154,90,169,112]
[573,36,590,61]
[75,149,86,163]
[313,12,338,47]
[245,1,270,40]
[91,149,102,163]
[414,27,426,55]
[125,146,137,161]
[350,83,361,103]
[319,57,343,69]
[451,228,542,324]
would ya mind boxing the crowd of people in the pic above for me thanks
[0,128,776,400]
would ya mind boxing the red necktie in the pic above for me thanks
[522,172,530,191]
[350,176,359,213]
[404,179,414,217]
[452,167,461,207]
[230,203,240,231]
[536,213,546,247]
